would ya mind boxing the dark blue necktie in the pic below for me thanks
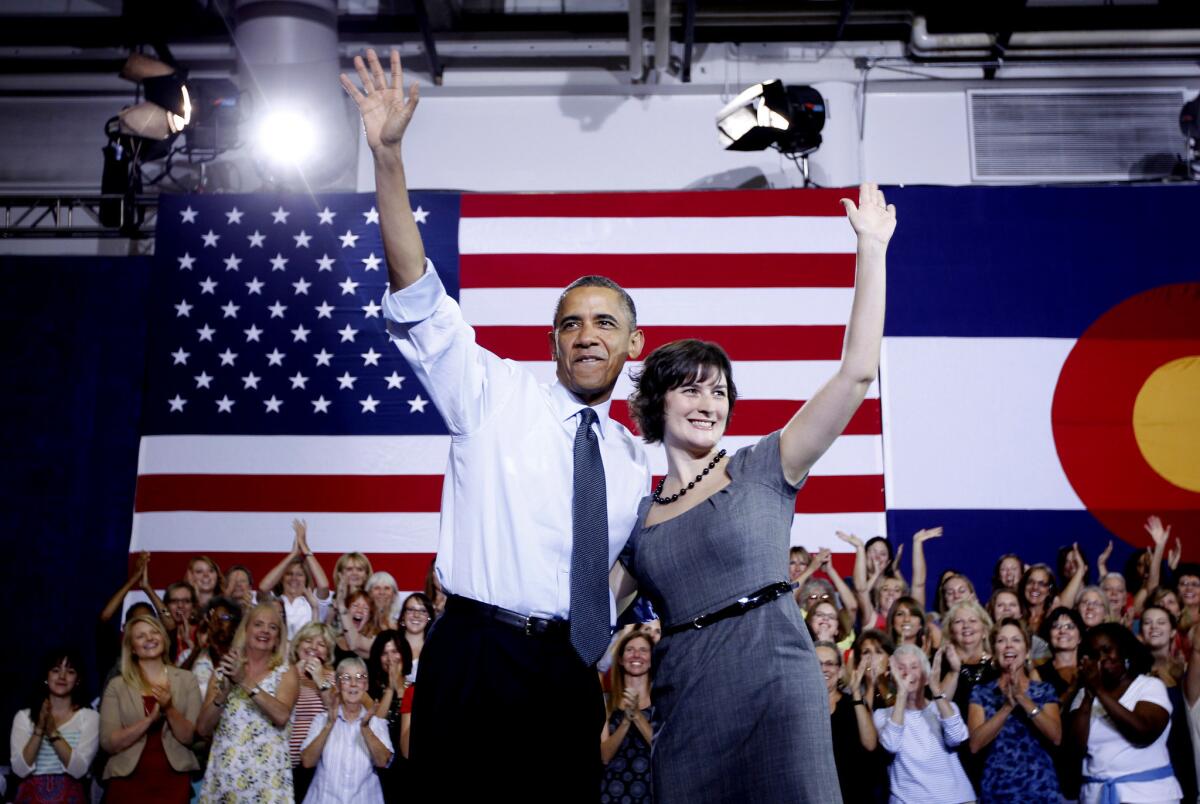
[570,407,610,666]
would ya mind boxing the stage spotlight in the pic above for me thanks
[119,53,192,136]
[716,80,826,156]
[255,109,317,166]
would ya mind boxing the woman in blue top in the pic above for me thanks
[968,618,1061,803]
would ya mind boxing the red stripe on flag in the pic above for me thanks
[648,474,884,513]
[134,475,444,513]
[610,400,882,437]
[133,552,436,594]
[462,189,854,218]
[460,254,855,289]
[476,325,846,361]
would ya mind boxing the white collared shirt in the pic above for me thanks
[300,706,392,804]
[383,265,651,620]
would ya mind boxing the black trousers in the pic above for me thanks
[409,598,605,802]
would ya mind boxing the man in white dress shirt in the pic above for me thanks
[342,50,652,799]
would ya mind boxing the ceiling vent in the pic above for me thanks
[968,88,1186,182]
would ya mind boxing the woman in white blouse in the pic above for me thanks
[873,644,976,804]
[301,656,393,803]
[9,650,99,803]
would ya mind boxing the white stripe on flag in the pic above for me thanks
[881,336,1085,510]
[459,217,858,255]
[460,287,854,326]
[790,513,888,547]
[131,511,441,553]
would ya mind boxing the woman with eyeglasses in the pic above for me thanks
[1075,587,1111,630]
[1039,606,1086,800]
[197,602,299,803]
[301,656,393,804]
[1174,565,1200,634]
[399,593,433,683]
[1018,565,1058,635]
[807,600,855,655]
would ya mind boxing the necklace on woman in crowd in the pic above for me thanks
[653,449,727,505]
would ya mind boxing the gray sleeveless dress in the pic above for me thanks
[621,431,843,803]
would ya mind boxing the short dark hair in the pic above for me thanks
[553,275,637,329]
[1082,622,1153,678]
[1040,605,1084,643]
[367,629,413,699]
[629,339,737,443]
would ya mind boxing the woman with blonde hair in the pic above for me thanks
[600,629,653,802]
[329,552,373,631]
[99,615,201,803]
[186,555,223,610]
[365,571,401,630]
[289,621,338,802]
[197,601,298,803]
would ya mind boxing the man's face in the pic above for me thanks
[548,286,643,405]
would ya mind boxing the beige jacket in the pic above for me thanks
[99,666,201,779]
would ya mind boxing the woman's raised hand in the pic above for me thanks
[840,182,897,247]
[913,526,943,545]
[340,49,420,152]
[836,530,864,550]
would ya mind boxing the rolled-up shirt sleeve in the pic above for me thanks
[875,709,902,754]
[939,705,968,748]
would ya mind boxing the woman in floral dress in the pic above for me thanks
[196,601,298,803]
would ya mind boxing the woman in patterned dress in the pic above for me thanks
[967,618,1061,803]
[197,601,298,803]
[600,629,653,803]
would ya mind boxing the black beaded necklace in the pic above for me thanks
[652,449,727,505]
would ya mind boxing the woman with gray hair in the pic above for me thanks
[873,643,975,803]
[364,571,401,630]
[301,656,393,804]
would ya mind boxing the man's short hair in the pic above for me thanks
[552,275,638,329]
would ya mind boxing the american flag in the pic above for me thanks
[132,189,884,589]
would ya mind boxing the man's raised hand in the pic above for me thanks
[340,48,419,152]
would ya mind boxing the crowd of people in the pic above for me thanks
[6,513,1193,804]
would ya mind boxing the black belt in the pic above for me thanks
[663,581,795,636]
[446,595,570,637]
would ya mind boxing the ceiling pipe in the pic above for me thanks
[911,14,1200,56]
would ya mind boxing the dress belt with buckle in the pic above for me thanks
[446,595,569,637]
[663,581,795,636]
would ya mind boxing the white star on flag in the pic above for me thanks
[168,395,187,412]
[270,253,289,271]
[271,206,290,224]
[314,349,333,366]
[292,278,312,295]
[171,348,190,365]
[314,301,335,319]
[267,301,287,318]
[361,300,382,318]
[247,230,266,248]
[317,207,337,224]
[180,206,197,223]
[221,301,240,318]
[338,324,359,343]
[216,395,235,413]
[316,254,335,271]
[223,254,242,271]
[202,230,220,247]
[199,277,218,294]
[197,324,216,342]
[225,207,244,225]
[408,395,429,413]
[337,372,357,389]
[266,348,285,366]
[174,300,193,317]
[385,371,405,389]
[363,206,379,224]
[361,253,382,271]
[289,372,309,389]
[312,396,331,413]
[338,277,360,295]
[361,348,381,366]
[245,278,265,295]
[339,230,359,248]
[218,349,237,366]
[293,230,312,248]
[291,324,310,342]
[264,396,283,413]
[177,253,195,270]
[243,324,263,342]
[242,372,261,390]
[412,206,429,224]
[360,395,380,413]
[194,372,213,389]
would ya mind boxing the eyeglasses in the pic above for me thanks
[806,594,832,602]
[1179,579,1200,589]
[818,659,840,669]
[338,673,369,683]
[1051,621,1078,631]
[1080,599,1104,609]
[210,613,235,622]
[1026,579,1051,588]
[403,608,429,617]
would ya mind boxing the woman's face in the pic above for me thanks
[1142,609,1174,651]
[402,596,431,635]
[297,635,329,663]
[661,370,730,454]
[999,556,1023,589]
[942,576,974,609]
[1102,575,1127,612]
[994,623,1028,672]
[866,541,890,574]
[641,620,661,644]
[810,603,839,641]
[207,605,238,645]
[342,560,368,590]
[1088,633,1126,685]
[892,606,921,644]
[226,569,251,599]
[858,639,889,675]
[949,609,983,653]
[1158,592,1181,618]
[337,666,368,705]
[188,560,217,594]
[620,636,652,678]
[370,583,395,617]
[166,588,194,626]
[247,611,282,653]
[788,553,809,582]
[347,596,371,631]
[129,621,165,660]
[46,660,78,698]
[992,591,1021,621]
[380,638,402,672]
[1063,552,1081,579]
[283,563,307,596]
[1137,550,1151,579]
[1024,569,1051,607]
[891,653,926,693]
[815,645,841,693]
[1179,576,1200,608]
[1049,614,1081,652]
[878,579,904,617]
[801,586,833,611]
[1077,590,1107,627]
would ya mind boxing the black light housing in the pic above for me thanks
[117,53,191,140]
[717,80,826,156]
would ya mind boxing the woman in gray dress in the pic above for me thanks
[620,182,895,803]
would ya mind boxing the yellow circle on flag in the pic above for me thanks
[1133,356,1200,493]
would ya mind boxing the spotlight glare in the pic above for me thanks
[257,110,316,165]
